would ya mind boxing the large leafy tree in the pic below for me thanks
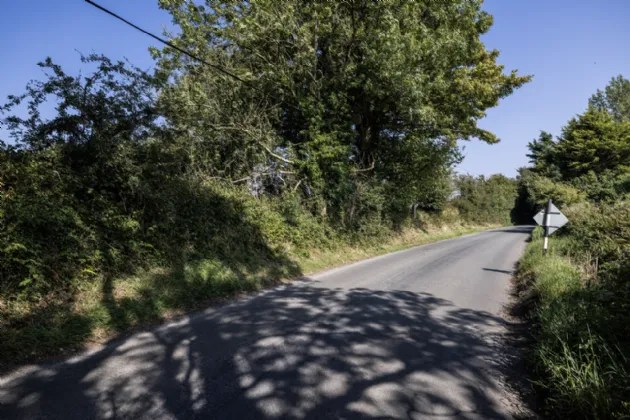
[589,75,630,123]
[154,0,531,221]
[514,75,630,225]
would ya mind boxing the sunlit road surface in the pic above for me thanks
[0,226,533,419]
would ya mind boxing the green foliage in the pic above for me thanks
[517,203,630,418]
[154,0,530,226]
[556,109,630,179]
[569,170,630,203]
[521,77,630,204]
[563,201,630,281]
[526,131,561,179]
[516,171,586,210]
[515,75,630,418]
[451,174,517,224]
[513,108,630,222]
[589,75,630,123]
[1,54,159,295]
[0,55,308,299]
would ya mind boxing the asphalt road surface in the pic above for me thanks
[0,226,533,420]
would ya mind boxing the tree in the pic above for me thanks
[452,173,517,224]
[154,0,531,222]
[526,131,560,179]
[556,109,630,179]
[569,170,630,203]
[589,75,630,122]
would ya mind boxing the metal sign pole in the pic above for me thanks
[543,199,551,255]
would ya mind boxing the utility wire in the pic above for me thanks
[84,0,275,93]
[84,0,306,169]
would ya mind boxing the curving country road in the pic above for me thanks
[0,226,533,420]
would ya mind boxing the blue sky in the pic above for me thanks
[1,0,629,176]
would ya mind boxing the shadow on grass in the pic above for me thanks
[2,285,514,419]
[0,304,94,368]
[0,183,301,370]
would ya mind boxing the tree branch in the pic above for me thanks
[257,141,295,164]
[205,123,296,165]
[353,160,375,173]
[293,178,304,192]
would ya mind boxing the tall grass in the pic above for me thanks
[536,332,629,418]
[517,227,630,419]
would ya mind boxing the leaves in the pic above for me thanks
[155,0,531,220]
[0,1,531,297]
[452,174,517,224]
[589,75,630,123]
[556,110,630,178]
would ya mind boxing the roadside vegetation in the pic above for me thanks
[513,75,630,418]
[0,1,526,368]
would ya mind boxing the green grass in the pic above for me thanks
[298,223,491,274]
[516,227,630,419]
[0,258,273,366]
[535,331,629,419]
[0,222,495,370]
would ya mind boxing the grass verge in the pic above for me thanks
[0,222,496,371]
[298,223,489,274]
[515,227,630,419]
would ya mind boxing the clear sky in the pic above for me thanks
[1,0,629,177]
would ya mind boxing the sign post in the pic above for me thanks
[543,199,551,254]
[533,199,568,255]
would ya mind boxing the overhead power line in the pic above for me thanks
[84,0,254,87]
[85,0,304,113]
[84,0,307,168]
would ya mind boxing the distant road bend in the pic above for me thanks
[0,226,533,420]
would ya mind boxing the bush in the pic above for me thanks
[451,174,517,224]
[563,200,630,282]
[517,223,630,419]
[570,171,630,203]
[524,173,586,208]
[511,170,587,224]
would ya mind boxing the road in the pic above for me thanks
[0,226,532,420]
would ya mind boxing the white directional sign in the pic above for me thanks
[534,202,568,235]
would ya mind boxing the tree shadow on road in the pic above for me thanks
[1,284,514,419]
[491,226,535,234]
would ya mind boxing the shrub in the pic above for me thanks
[451,174,517,224]
[524,173,586,208]
[570,171,630,203]
[563,200,630,282]
[518,224,630,418]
